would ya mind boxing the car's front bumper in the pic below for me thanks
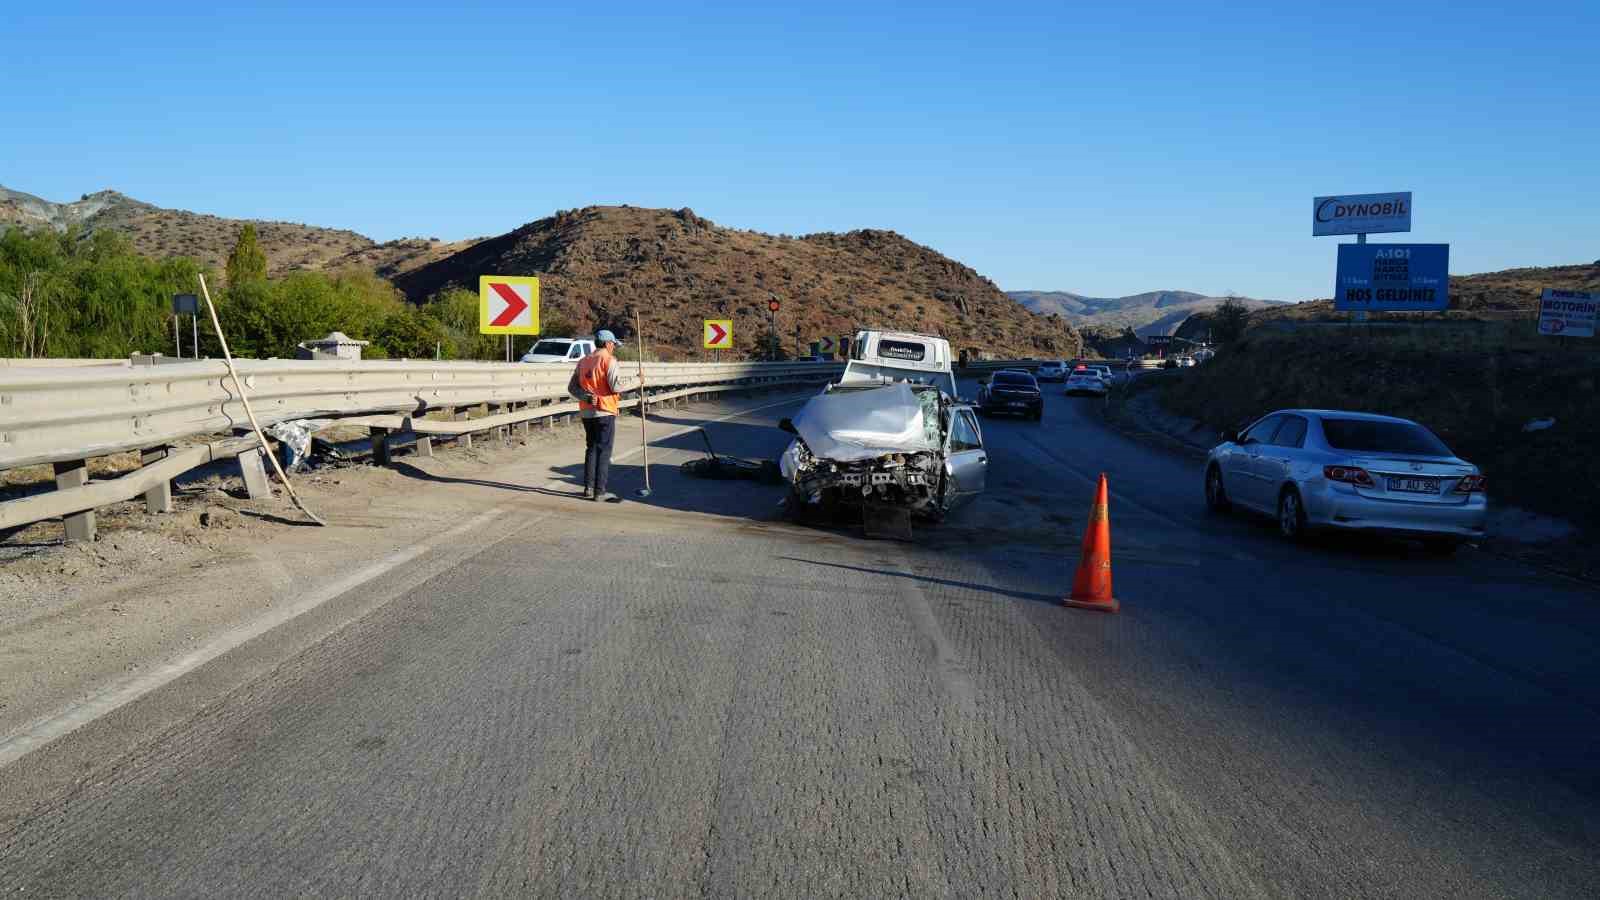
[1305,483,1487,539]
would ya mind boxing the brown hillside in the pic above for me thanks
[328,237,483,281]
[394,206,1081,359]
[0,186,382,275]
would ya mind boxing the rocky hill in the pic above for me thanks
[0,185,463,278]
[1009,289,1286,336]
[395,206,1082,359]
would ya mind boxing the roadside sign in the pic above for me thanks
[819,335,836,355]
[171,293,199,315]
[478,275,539,335]
[768,299,781,313]
[1538,289,1597,338]
[1334,244,1449,312]
[1314,192,1412,237]
[703,319,733,349]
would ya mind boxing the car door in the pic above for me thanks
[1225,414,1283,510]
[944,407,987,507]
[1257,414,1308,498]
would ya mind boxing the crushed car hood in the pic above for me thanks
[789,383,940,462]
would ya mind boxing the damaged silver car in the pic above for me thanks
[778,330,986,538]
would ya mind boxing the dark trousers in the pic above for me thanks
[582,415,616,493]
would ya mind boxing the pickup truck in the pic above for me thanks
[519,337,595,364]
[778,329,985,537]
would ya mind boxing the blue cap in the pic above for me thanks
[596,329,620,345]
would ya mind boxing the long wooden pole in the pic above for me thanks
[635,310,652,498]
[198,274,326,526]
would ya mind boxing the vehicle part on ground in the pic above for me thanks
[862,502,915,540]
[679,427,784,484]
[266,419,320,473]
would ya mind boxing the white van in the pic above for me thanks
[841,329,959,398]
[520,337,595,364]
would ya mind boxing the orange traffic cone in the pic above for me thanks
[1063,473,1119,612]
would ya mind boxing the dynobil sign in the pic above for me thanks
[1314,192,1412,237]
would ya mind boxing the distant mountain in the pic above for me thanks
[1008,289,1288,336]
[0,185,470,278]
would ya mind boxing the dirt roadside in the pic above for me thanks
[0,394,796,752]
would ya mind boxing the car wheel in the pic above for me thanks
[1277,487,1307,541]
[1032,409,1043,422]
[1420,537,1462,556]
[1204,465,1230,513]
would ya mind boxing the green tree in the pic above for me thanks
[225,223,268,286]
[372,307,450,359]
[1211,295,1251,345]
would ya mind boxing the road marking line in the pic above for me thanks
[0,506,508,770]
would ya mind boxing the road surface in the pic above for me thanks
[3,384,1597,897]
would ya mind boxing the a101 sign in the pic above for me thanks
[1334,244,1449,312]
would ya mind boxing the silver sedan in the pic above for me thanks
[1204,409,1487,552]
[1064,372,1108,396]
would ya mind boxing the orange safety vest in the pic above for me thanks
[575,351,620,415]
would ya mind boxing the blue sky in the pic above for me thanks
[4,2,1596,300]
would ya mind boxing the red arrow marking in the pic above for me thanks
[707,323,727,345]
[489,282,528,327]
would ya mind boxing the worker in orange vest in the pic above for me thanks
[567,330,633,502]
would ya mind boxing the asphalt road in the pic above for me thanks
[3,384,1597,898]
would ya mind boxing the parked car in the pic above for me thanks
[977,371,1044,420]
[1036,361,1070,382]
[1064,371,1108,397]
[520,337,595,363]
[1204,409,1487,553]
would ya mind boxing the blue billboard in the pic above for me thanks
[1334,244,1449,312]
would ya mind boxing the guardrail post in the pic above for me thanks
[140,446,173,514]
[52,459,96,542]
[453,407,473,449]
[517,402,531,439]
[370,427,392,467]
[237,447,272,500]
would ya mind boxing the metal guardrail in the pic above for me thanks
[0,358,843,471]
[0,356,845,542]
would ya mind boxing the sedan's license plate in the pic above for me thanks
[1008,401,1026,407]
[1388,476,1438,494]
